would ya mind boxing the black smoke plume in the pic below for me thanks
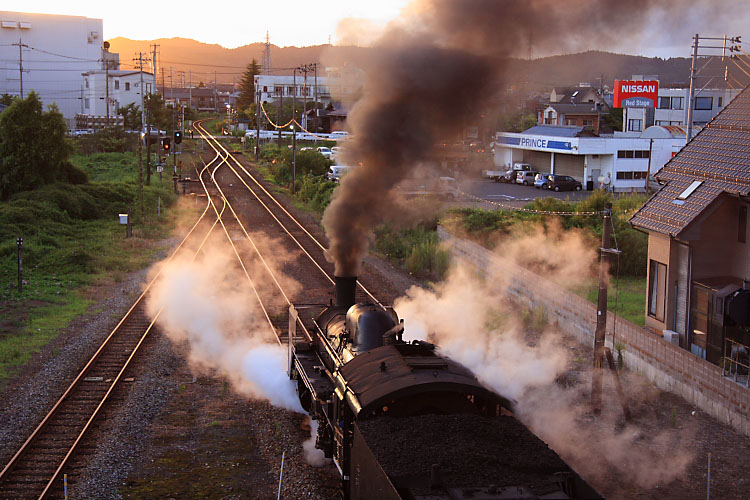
[323,0,725,275]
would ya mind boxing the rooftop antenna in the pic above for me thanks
[263,31,272,74]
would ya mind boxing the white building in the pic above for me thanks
[80,69,153,122]
[494,125,686,192]
[624,87,738,133]
[254,74,331,104]
[0,11,108,127]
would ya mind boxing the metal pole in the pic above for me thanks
[64,473,68,500]
[277,451,285,500]
[292,68,297,194]
[313,63,318,131]
[302,66,308,131]
[105,54,110,127]
[277,91,282,144]
[686,34,699,143]
[256,89,261,161]
[591,202,612,414]
[707,452,712,500]
[16,237,23,293]
[644,138,653,192]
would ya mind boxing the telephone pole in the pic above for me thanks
[592,203,613,414]
[686,34,741,142]
[256,89,261,161]
[12,39,29,98]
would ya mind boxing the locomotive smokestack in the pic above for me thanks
[335,276,357,310]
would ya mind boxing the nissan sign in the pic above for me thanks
[614,80,659,108]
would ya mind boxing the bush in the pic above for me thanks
[297,174,335,212]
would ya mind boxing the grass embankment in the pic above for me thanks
[446,191,649,325]
[0,151,178,384]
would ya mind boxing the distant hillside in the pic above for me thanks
[110,38,739,90]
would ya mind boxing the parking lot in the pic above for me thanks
[463,177,592,204]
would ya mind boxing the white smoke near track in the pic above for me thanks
[394,229,695,492]
[303,418,328,467]
[145,238,302,412]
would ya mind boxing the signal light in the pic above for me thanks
[174,131,182,144]
[161,137,171,151]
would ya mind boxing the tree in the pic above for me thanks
[237,59,262,112]
[119,103,142,130]
[0,93,13,106]
[145,93,172,131]
[0,92,77,199]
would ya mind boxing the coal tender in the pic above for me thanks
[287,276,601,499]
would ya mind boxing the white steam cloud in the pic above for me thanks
[394,226,695,491]
[145,238,302,411]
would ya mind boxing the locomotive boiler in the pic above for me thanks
[287,276,601,499]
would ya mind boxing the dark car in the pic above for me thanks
[546,174,582,191]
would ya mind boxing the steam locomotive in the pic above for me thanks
[287,276,601,499]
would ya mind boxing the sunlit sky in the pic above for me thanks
[2,1,748,58]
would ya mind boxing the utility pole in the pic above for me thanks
[644,138,654,192]
[685,34,741,143]
[686,34,699,143]
[277,90,282,144]
[302,66,308,130]
[256,89,261,161]
[214,71,218,113]
[292,67,297,194]
[151,43,159,96]
[313,63,318,131]
[189,70,193,110]
[12,39,29,98]
[136,52,146,216]
[146,91,152,186]
[591,202,613,414]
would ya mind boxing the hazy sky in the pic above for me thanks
[2,1,747,58]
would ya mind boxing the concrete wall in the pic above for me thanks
[438,226,750,435]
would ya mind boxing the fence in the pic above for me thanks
[438,226,750,435]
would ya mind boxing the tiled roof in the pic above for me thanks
[630,85,750,236]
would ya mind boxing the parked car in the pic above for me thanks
[545,174,583,191]
[317,146,332,159]
[534,173,552,189]
[331,146,342,160]
[327,165,353,182]
[516,170,538,186]
[330,131,349,141]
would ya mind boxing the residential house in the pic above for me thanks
[630,85,750,368]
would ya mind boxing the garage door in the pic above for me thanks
[522,151,552,173]
[554,154,585,181]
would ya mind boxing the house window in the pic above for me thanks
[628,119,642,131]
[718,96,723,107]
[125,82,130,91]
[671,97,684,110]
[740,205,748,243]
[287,86,294,95]
[84,97,90,109]
[582,119,594,127]
[633,171,648,179]
[114,80,119,90]
[648,260,667,321]
[263,86,268,92]
[695,96,713,110]
[85,79,89,89]
[659,97,671,109]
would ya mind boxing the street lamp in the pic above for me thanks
[291,123,297,194]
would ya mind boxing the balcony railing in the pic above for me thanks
[722,337,750,387]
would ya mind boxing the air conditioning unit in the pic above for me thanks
[1,20,17,29]
[663,330,680,345]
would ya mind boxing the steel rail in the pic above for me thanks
[37,154,231,499]
[194,121,384,308]
[0,149,223,499]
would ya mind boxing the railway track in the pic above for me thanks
[0,159,224,499]
[192,121,384,311]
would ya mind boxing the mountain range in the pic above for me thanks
[110,37,745,91]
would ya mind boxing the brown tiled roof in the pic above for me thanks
[630,85,750,236]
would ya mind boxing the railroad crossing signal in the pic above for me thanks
[174,131,182,144]
[161,137,171,151]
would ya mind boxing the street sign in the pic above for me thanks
[156,166,164,173]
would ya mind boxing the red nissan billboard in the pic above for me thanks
[614,80,659,108]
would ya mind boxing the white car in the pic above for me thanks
[327,165,353,182]
[330,131,349,141]
[317,146,332,159]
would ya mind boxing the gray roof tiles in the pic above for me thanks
[630,85,750,236]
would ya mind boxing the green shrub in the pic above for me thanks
[297,174,335,212]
